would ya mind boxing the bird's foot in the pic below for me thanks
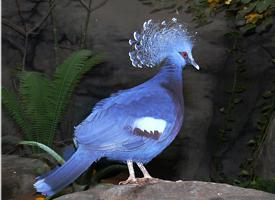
[119,177,160,185]
[136,177,160,185]
[119,177,138,185]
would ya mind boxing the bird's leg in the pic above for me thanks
[136,162,159,184]
[119,160,138,185]
[137,162,152,178]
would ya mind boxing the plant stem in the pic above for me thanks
[49,0,59,66]
[213,34,245,181]
[22,33,29,70]
[81,0,92,49]
[219,38,240,143]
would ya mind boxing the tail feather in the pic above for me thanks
[34,146,98,196]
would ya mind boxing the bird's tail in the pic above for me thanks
[129,18,194,68]
[34,146,99,196]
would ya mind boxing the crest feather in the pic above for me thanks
[129,18,194,68]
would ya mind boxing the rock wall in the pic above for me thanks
[2,0,275,181]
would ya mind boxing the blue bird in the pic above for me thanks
[34,18,200,196]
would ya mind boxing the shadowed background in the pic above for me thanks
[2,0,275,199]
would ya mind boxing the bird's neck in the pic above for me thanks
[153,57,184,94]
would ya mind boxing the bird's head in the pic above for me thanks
[129,18,199,70]
[178,51,200,70]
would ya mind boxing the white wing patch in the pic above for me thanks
[133,117,167,134]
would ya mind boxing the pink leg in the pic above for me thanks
[136,162,159,184]
[119,160,138,185]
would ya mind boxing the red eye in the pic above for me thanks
[181,52,188,58]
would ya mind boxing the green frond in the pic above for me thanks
[18,71,51,144]
[19,140,65,165]
[2,87,32,140]
[3,50,104,149]
[46,50,102,146]
[81,53,105,75]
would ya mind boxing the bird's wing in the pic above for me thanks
[74,84,177,151]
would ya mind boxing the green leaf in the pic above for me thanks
[234,179,241,184]
[236,58,245,64]
[46,50,104,147]
[235,85,246,93]
[256,17,273,33]
[81,53,105,75]
[18,71,51,145]
[256,0,272,13]
[227,118,235,122]
[3,50,104,150]
[219,129,225,133]
[2,88,32,140]
[241,0,252,3]
[225,127,232,132]
[257,123,264,130]
[240,23,256,34]
[262,90,273,98]
[261,104,273,112]
[238,66,247,73]
[257,118,267,125]
[240,169,250,176]
[219,107,226,113]
[19,141,65,165]
[224,31,241,38]
[237,2,257,18]
[234,97,243,104]
[247,139,256,146]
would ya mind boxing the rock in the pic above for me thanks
[2,155,50,200]
[55,180,275,200]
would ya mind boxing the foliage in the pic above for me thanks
[218,31,246,143]
[19,141,65,165]
[139,0,212,26]
[138,0,275,34]
[224,0,275,34]
[2,50,104,150]
[241,81,275,178]
[211,31,247,181]
[234,177,275,194]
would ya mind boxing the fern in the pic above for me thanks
[46,50,103,146]
[18,72,51,144]
[81,53,105,75]
[2,50,104,149]
[2,88,32,140]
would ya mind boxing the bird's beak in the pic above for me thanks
[190,59,200,70]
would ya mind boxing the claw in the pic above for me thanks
[136,177,159,185]
[119,177,138,185]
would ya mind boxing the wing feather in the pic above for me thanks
[74,84,176,151]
